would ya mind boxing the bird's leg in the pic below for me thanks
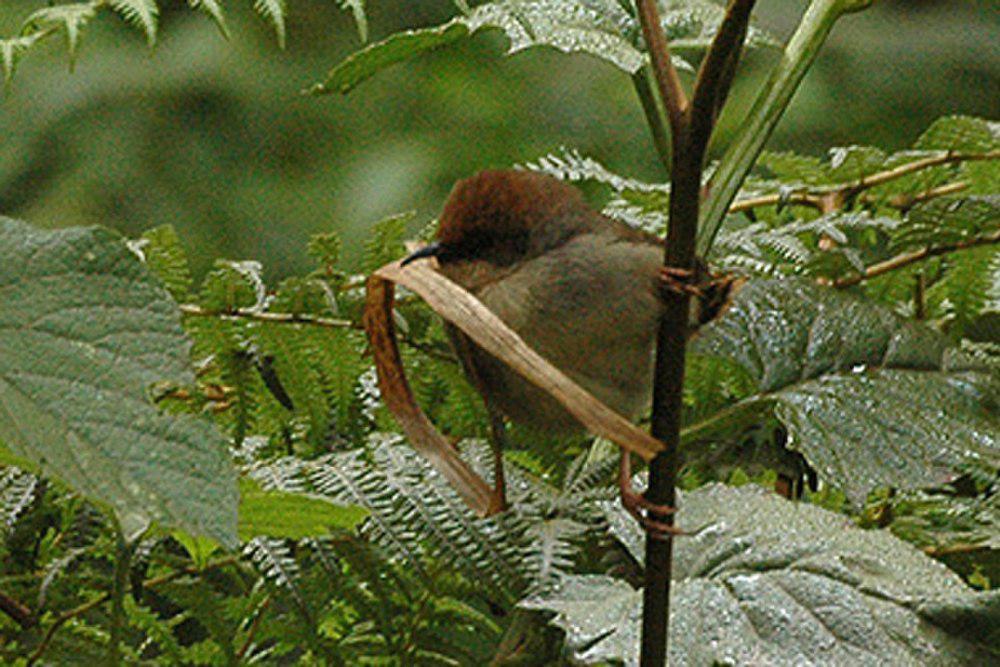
[618,451,683,539]
[487,407,509,513]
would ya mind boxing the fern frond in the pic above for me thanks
[188,0,230,39]
[107,0,159,46]
[20,2,98,69]
[252,0,287,49]
[336,0,368,42]
[243,538,306,619]
[0,467,37,535]
[137,225,194,301]
[0,34,43,85]
[363,212,413,273]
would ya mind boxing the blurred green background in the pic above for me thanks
[1,0,997,279]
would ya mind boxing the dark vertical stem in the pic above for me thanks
[642,124,700,667]
[637,2,758,664]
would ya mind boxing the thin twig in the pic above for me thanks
[0,589,35,628]
[27,556,241,666]
[852,150,998,191]
[180,304,354,329]
[725,149,996,215]
[886,181,968,212]
[636,0,688,135]
[235,595,272,660]
[833,229,1000,288]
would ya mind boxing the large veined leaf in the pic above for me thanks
[685,279,999,504]
[311,0,777,95]
[0,218,238,546]
[522,484,999,666]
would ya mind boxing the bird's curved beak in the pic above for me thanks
[401,243,443,267]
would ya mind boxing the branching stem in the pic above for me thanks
[833,229,1000,288]
[638,2,757,665]
[180,304,354,329]
[635,0,688,136]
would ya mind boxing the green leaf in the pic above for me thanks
[312,0,781,95]
[686,279,1000,505]
[238,477,367,541]
[173,530,221,569]
[312,1,647,95]
[20,3,98,69]
[0,218,238,547]
[660,0,779,52]
[523,484,1000,666]
[311,19,470,95]
[107,0,159,46]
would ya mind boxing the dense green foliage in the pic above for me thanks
[0,1,997,665]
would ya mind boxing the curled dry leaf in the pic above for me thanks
[363,255,664,516]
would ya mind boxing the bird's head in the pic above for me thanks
[403,170,595,268]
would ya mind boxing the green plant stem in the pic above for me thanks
[633,68,673,173]
[109,534,132,666]
[697,0,875,257]
[179,303,353,329]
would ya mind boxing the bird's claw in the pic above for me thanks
[659,266,705,298]
[621,489,684,540]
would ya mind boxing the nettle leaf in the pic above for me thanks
[238,477,367,541]
[312,0,642,95]
[315,0,780,95]
[660,0,778,52]
[524,484,999,666]
[0,218,238,546]
[686,279,999,505]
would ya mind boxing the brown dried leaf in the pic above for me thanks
[362,256,665,515]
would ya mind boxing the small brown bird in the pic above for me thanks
[403,170,734,535]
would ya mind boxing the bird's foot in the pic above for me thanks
[621,488,684,540]
[659,266,705,298]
